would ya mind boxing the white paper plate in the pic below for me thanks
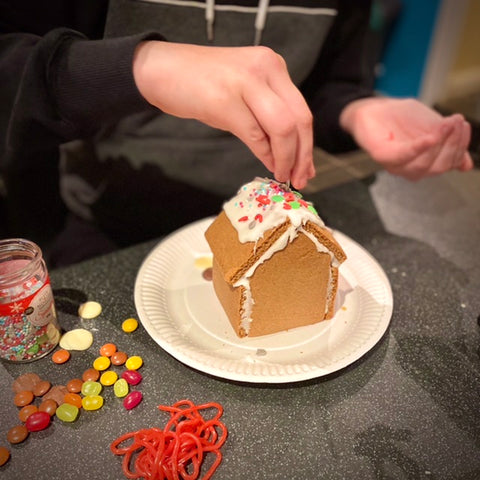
[134,217,393,383]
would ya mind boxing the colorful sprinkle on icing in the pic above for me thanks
[223,177,324,244]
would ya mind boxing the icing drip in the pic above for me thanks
[223,177,324,244]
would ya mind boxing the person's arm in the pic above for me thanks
[301,0,374,153]
[1,29,161,165]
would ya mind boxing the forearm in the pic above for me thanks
[1,29,162,166]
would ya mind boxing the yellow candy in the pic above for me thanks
[125,355,143,371]
[93,356,111,371]
[100,370,118,386]
[82,395,104,411]
[122,318,138,333]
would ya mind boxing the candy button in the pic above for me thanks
[78,301,102,319]
[122,318,138,333]
[125,355,143,371]
[14,390,34,407]
[82,395,104,411]
[33,380,51,397]
[82,368,100,382]
[0,446,10,467]
[93,356,111,371]
[123,391,143,410]
[67,378,84,393]
[100,370,118,386]
[99,343,117,357]
[12,373,41,393]
[56,403,79,422]
[59,329,93,351]
[64,393,83,409]
[52,349,70,364]
[113,379,129,398]
[7,425,28,444]
[39,399,57,416]
[121,370,142,386]
[25,411,51,432]
[81,381,102,397]
[18,404,38,423]
[111,351,128,366]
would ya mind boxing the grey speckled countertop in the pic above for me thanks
[1,170,479,479]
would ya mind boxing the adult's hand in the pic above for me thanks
[133,41,315,189]
[340,97,473,181]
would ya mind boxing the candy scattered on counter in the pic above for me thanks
[123,391,143,410]
[52,349,71,364]
[99,342,117,357]
[125,355,143,371]
[121,370,142,386]
[0,446,10,466]
[4,338,146,466]
[82,395,104,411]
[121,318,138,333]
[78,301,102,319]
[25,411,51,432]
[56,403,79,422]
[100,370,118,386]
[111,351,127,366]
[93,355,111,371]
[6,425,28,444]
[113,379,129,398]
[59,328,93,351]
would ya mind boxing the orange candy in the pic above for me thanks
[18,404,38,423]
[52,349,71,364]
[14,390,34,407]
[99,343,117,357]
[64,393,83,409]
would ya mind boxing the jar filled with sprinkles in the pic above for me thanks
[0,239,61,362]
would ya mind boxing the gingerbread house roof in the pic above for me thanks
[205,178,346,285]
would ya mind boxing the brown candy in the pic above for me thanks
[32,380,51,397]
[7,425,29,444]
[111,351,128,366]
[12,373,42,393]
[82,368,100,382]
[38,399,57,416]
[66,378,83,393]
[42,385,68,406]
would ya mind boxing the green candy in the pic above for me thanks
[271,195,284,203]
[113,378,129,398]
[289,201,301,209]
[81,381,102,396]
[56,403,79,423]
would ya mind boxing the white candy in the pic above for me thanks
[59,328,93,351]
[78,301,102,319]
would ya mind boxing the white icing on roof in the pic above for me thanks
[223,177,324,243]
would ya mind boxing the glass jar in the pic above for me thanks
[0,239,61,362]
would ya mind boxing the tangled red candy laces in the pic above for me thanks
[111,400,227,479]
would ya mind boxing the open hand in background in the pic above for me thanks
[133,41,315,189]
[340,97,473,181]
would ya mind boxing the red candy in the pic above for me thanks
[123,391,143,410]
[121,370,142,386]
[25,411,51,432]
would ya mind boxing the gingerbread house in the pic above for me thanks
[205,178,346,338]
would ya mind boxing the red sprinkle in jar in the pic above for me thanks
[0,239,61,362]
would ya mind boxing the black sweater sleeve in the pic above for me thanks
[301,0,375,153]
[0,1,162,169]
